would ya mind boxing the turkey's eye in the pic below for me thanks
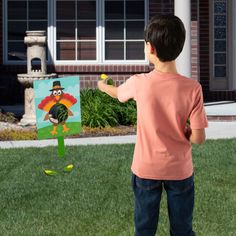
[53,91,58,96]
[57,90,62,95]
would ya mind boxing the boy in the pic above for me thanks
[98,15,208,236]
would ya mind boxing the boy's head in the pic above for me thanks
[144,15,186,62]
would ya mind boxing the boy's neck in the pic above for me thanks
[152,58,178,74]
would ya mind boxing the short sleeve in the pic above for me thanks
[189,84,208,129]
[117,76,136,103]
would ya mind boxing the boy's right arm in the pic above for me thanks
[97,80,118,98]
[189,128,206,145]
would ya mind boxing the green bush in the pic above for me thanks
[114,99,137,126]
[81,89,136,128]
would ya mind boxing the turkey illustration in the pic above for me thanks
[38,81,77,135]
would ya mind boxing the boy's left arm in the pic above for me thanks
[98,80,118,98]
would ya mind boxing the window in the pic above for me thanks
[56,0,97,60]
[213,0,227,78]
[210,0,228,90]
[4,0,148,64]
[6,0,48,61]
[104,0,145,61]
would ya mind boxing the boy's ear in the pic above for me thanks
[150,44,155,54]
[147,42,155,54]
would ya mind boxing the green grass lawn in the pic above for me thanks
[0,139,236,236]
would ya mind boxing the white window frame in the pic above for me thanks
[3,0,149,65]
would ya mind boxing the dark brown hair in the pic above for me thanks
[144,15,186,62]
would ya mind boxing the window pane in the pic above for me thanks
[78,42,96,60]
[57,1,75,20]
[214,28,226,39]
[214,2,226,14]
[215,66,226,77]
[214,53,226,64]
[126,42,144,60]
[105,42,124,60]
[57,22,75,40]
[126,21,144,39]
[57,42,75,60]
[8,42,26,60]
[78,22,96,40]
[77,1,96,19]
[214,15,226,27]
[8,21,27,40]
[29,1,47,20]
[8,1,27,20]
[215,40,226,52]
[126,1,144,19]
[29,21,47,32]
[105,21,124,39]
[105,1,124,19]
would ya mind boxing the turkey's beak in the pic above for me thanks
[55,95,60,101]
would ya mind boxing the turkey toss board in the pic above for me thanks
[34,76,81,156]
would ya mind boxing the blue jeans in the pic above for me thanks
[132,173,195,236]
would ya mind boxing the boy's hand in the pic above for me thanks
[98,79,106,92]
[100,73,114,85]
[97,74,118,98]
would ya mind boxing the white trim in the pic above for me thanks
[96,0,101,62]
[52,0,57,65]
[3,0,7,64]
[75,0,78,60]
[47,0,54,64]
[174,0,191,78]
[124,0,126,60]
[101,0,105,62]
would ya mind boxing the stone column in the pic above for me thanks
[17,31,56,126]
[25,31,47,75]
[175,0,191,78]
[22,87,36,125]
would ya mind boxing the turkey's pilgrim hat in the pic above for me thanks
[50,81,65,91]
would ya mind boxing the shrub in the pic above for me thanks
[81,89,119,128]
[113,99,137,126]
[80,89,136,128]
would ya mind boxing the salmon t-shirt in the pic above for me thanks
[117,69,208,180]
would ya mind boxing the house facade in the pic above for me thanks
[0,0,235,107]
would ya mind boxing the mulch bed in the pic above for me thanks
[0,124,136,141]
[69,125,136,138]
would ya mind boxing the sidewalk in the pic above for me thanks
[204,101,236,116]
[0,121,236,149]
[1,101,236,149]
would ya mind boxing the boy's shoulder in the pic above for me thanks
[177,74,200,85]
[130,70,202,91]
